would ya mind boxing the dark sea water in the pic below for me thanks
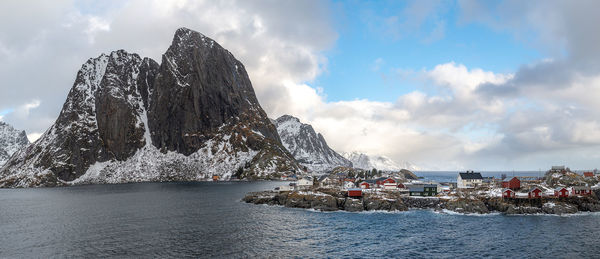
[1,180,599,258]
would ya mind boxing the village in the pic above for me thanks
[244,166,600,214]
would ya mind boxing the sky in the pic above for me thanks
[1,0,600,171]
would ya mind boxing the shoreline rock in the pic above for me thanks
[243,189,600,215]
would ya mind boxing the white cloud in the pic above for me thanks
[14,99,41,119]
[427,62,513,94]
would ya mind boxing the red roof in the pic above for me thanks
[502,177,521,189]
[383,178,396,184]
[584,172,594,177]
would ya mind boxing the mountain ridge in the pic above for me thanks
[274,115,352,172]
[342,151,419,172]
[0,28,301,187]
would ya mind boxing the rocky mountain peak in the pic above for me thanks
[0,121,29,167]
[274,115,351,172]
[150,27,273,155]
[276,115,300,124]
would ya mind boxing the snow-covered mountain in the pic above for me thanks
[342,151,419,171]
[0,28,300,187]
[0,122,29,167]
[274,115,352,172]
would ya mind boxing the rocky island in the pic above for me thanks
[244,167,600,215]
[244,187,600,215]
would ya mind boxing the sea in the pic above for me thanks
[1,172,599,258]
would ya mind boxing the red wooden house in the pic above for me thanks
[359,182,370,189]
[583,172,594,178]
[375,177,396,188]
[347,189,363,197]
[502,188,515,198]
[383,178,396,184]
[501,177,520,190]
[554,187,569,198]
[528,187,542,198]
[571,186,592,196]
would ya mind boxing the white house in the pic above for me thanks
[278,184,294,192]
[343,181,355,190]
[318,175,337,187]
[457,172,483,189]
[383,182,397,190]
[296,178,313,190]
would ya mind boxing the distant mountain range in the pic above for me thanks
[274,115,352,172]
[0,28,301,187]
[0,121,29,167]
[342,151,419,172]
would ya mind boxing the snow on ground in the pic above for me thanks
[481,187,502,198]
[72,136,260,185]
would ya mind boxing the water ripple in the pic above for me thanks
[1,182,599,258]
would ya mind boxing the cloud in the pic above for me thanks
[265,61,516,170]
[14,99,41,118]
[447,0,600,169]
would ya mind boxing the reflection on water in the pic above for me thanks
[1,181,599,258]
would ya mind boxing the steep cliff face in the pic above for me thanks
[149,28,279,155]
[0,122,29,167]
[1,51,159,184]
[0,28,300,187]
[274,115,352,172]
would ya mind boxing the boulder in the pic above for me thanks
[343,198,364,212]
[506,205,542,214]
[542,202,578,214]
[309,195,339,211]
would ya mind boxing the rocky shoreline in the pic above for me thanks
[243,188,600,215]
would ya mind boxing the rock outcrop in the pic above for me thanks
[244,189,600,215]
[0,28,301,187]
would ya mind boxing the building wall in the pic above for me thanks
[457,175,482,189]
